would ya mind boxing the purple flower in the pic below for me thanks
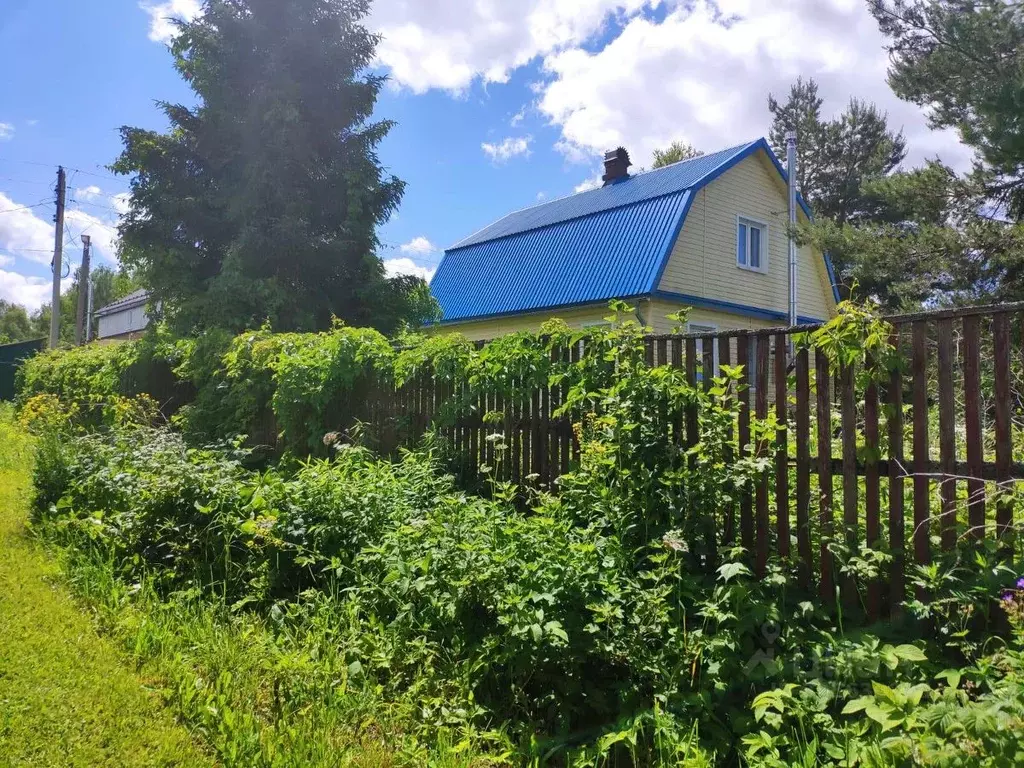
[1016,578,1024,590]
[1003,592,1016,603]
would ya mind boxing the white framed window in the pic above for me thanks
[737,215,768,272]
[688,322,719,380]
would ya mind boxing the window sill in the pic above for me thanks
[737,263,768,274]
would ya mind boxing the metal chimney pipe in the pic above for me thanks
[785,130,798,329]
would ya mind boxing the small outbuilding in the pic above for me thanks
[94,289,151,341]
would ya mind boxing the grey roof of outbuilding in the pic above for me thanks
[94,288,150,318]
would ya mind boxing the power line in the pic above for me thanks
[64,222,80,248]
[0,176,64,187]
[1,245,79,254]
[0,199,51,214]
[69,198,122,214]
[0,156,120,182]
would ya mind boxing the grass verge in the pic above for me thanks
[3,409,502,767]
[0,408,211,767]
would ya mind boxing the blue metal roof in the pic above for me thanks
[431,138,828,323]
[452,141,757,249]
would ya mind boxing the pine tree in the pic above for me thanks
[768,77,826,206]
[870,0,1024,219]
[768,78,907,225]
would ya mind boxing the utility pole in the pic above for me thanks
[85,277,94,343]
[49,166,66,349]
[75,235,92,345]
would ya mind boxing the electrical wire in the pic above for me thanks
[0,176,63,187]
[64,223,80,248]
[70,199,122,214]
[0,200,51,215]
[2,245,78,254]
[0,156,119,182]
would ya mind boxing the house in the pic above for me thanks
[94,289,151,341]
[430,138,839,343]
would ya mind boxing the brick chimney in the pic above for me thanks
[602,147,631,186]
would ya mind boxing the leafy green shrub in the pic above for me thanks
[17,343,139,426]
[271,324,394,453]
[16,328,184,430]
[172,323,394,453]
[172,327,282,444]
[39,421,1024,764]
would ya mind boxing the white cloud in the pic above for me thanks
[0,123,13,141]
[574,175,604,193]
[387,237,439,281]
[0,254,12,268]
[0,194,120,280]
[367,0,968,172]
[537,0,969,171]
[510,107,527,127]
[140,0,201,43]
[65,208,119,263]
[482,136,533,163]
[0,193,55,265]
[369,0,655,94]
[76,185,103,201]
[384,257,436,282]
[399,236,438,256]
[536,191,547,201]
[0,269,51,310]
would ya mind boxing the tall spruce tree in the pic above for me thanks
[113,0,420,334]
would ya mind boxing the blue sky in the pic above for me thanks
[0,0,972,310]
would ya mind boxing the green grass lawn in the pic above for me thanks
[0,416,211,768]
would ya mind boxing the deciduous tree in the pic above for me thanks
[651,141,703,169]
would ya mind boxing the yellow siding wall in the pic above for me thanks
[435,303,620,342]
[436,298,777,341]
[644,299,778,334]
[657,150,836,322]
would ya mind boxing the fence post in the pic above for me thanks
[888,329,906,618]
[795,346,813,588]
[754,334,770,576]
[774,333,790,560]
[840,362,858,609]
[863,356,881,621]
[737,333,753,554]
[911,321,931,582]
[962,315,985,541]
[720,335,736,545]
[993,313,1013,549]
[815,348,834,601]
[936,318,957,551]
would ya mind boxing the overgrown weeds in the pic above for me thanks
[16,302,1024,765]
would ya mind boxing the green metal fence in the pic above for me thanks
[0,339,44,401]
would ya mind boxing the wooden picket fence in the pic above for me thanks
[363,302,1024,619]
